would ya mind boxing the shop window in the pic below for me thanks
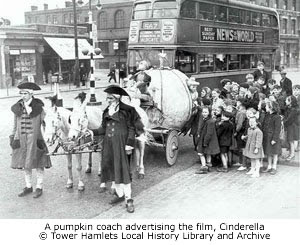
[228,54,240,70]
[175,50,196,73]
[228,8,241,24]
[241,55,251,69]
[214,54,227,71]
[199,54,214,72]
[180,1,196,18]
[98,12,107,29]
[116,41,127,55]
[198,2,214,20]
[115,10,125,28]
[215,6,227,22]
[241,10,251,25]
[252,12,261,26]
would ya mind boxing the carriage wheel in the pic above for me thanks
[165,130,179,166]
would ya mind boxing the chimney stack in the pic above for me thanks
[44,4,48,10]
[31,6,38,11]
[65,1,73,8]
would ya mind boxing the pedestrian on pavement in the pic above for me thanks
[79,63,87,86]
[108,64,117,83]
[279,70,293,97]
[283,95,299,161]
[119,64,127,86]
[262,100,281,175]
[10,82,52,198]
[92,85,144,213]
[243,117,264,178]
[195,106,220,174]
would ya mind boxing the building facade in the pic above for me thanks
[24,0,134,69]
[24,0,300,69]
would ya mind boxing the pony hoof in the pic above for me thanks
[138,174,144,179]
[78,185,85,191]
[85,167,92,174]
[66,183,73,189]
[98,172,101,177]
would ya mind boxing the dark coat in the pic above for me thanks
[10,98,52,170]
[284,107,299,141]
[235,111,247,149]
[196,116,220,155]
[253,69,269,84]
[280,77,292,96]
[93,102,144,184]
[216,120,234,147]
[262,112,282,155]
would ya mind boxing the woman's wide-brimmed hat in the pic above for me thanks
[104,84,129,96]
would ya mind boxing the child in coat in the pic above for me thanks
[195,106,220,174]
[216,111,234,172]
[243,117,264,177]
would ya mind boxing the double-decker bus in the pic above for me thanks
[128,0,280,87]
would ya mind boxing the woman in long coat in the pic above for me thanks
[93,85,144,213]
[195,106,220,174]
[262,100,281,174]
[10,82,51,198]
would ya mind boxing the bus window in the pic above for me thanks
[228,55,240,70]
[252,12,261,26]
[215,54,227,71]
[270,15,278,27]
[128,49,175,72]
[198,2,214,20]
[153,0,177,18]
[215,6,227,22]
[180,1,196,18]
[241,55,251,69]
[261,54,271,69]
[241,10,251,25]
[133,2,151,19]
[251,54,261,68]
[228,8,241,24]
[199,54,214,72]
[262,14,271,27]
[175,50,196,73]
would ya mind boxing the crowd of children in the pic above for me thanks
[188,67,300,177]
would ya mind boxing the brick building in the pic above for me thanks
[24,0,134,69]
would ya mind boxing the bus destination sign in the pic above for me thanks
[139,30,161,43]
[142,21,160,29]
[200,26,264,44]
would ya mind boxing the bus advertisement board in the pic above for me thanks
[200,26,264,44]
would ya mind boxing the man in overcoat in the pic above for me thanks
[279,70,293,97]
[93,85,144,213]
[10,82,51,198]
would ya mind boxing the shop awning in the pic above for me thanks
[44,37,104,60]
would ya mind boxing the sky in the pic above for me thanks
[0,0,72,25]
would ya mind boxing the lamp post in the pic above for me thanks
[72,0,80,88]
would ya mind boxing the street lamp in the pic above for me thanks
[82,47,102,104]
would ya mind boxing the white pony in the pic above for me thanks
[122,79,149,179]
[43,94,102,191]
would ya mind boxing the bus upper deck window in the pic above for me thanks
[252,12,261,26]
[241,10,251,25]
[215,6,227,22]
[199,3,214,20]
[153,0,177,18]
[270,15,278,27]
[180,1,196,18]
[133,3,151,19]
[262,14,271,27]
[228,8,241,24]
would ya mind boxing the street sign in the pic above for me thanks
[113,42,119,50]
